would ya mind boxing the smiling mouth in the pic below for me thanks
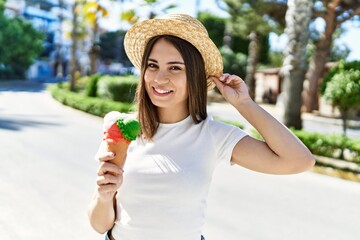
[153,87,173,95]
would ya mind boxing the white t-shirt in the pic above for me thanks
[112,115,247,240]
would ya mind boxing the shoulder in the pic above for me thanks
[203,116,241,131]
[200,116,247,140]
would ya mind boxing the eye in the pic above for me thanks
[147,63,158,69]
[169,66,182,71]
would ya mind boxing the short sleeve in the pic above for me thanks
[208,118,248,165]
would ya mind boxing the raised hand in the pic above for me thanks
[210,73,252,107]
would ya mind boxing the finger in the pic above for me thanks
[207,75,218,82]
[98,162,124,176]
[97,174,122,186]
[97,175,123,192]
[223,74,239,83]
[224,76,245,87]
[97,183,120,195]
[225,74,235,84]
[98,152,116,162]
[219,73,230,82]
[211,77,224,92]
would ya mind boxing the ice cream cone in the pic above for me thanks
[105,140,130,168]
[99,111,141,169]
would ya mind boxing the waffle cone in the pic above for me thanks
[103,140,130,168]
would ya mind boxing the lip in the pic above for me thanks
[152,87,173,96]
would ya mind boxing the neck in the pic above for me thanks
[157,106,189,123]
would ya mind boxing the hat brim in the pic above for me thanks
[124,17,223,89]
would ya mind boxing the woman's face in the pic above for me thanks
[144,38,188,116]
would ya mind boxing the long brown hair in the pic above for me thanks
[136,35,208,140]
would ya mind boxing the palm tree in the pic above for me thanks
[281,0,313,129]
[69,0,80,91]
[121,0,177,24]
[82,0,109,74]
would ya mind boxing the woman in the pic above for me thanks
[88,14,315,240]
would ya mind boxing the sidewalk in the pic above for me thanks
[261,103,360,128]
[207,101,360,139]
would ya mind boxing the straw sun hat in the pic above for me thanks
[124,13,223,89]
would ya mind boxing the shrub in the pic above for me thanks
[291,129,360,163]
[321,60,360,95]
[48,84,135,117]
[241,125,360,163]
[97,75,138,103]
[323,70,360,108]
[220,47,247,79]
[76,75,90,92]
[323,69,360,135]
[85,74,101,97]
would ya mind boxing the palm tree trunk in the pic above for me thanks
[89,25,99,74]
[340,108,348,136]
[245,31,259,100]
[282,0,312,129]
[69,1,79,92]
[89,1,100,74]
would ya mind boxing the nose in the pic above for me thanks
[154,71,170,84]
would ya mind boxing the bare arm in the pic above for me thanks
[212,74,315,174]
[88,152,123,233]
[232,100,315,174]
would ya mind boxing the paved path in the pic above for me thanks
[1,81,359,240]
[208,102,360,139]
[0,81,102,239]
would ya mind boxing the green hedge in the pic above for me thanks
[97,75,138,103]
[249,126,360,163]
[291,129,360,163]
[48,84,136,117]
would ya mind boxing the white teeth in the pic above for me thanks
[154,88,171,94]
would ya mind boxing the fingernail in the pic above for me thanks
[119,168,124,173]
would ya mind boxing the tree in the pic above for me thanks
[320,60,360,95]
[141,0,177,19]
[69,0,81,91]
[323,69,360,135]
[215,0,286,100]
[304,0,360,113]
[0,0,44,79]
[198,12,247,79]
[99,30,131,66]
[281,0,313,129]
[198,12,226,49]
[82,0,109,74]
[121,0,177,22]
[68,0,106,91]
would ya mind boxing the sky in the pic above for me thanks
[99,0,360,61]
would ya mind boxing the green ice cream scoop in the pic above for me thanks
[116,117,141,141]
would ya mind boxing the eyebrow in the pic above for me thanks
[148,58,185,65]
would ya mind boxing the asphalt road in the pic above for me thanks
[1,81,359,240]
